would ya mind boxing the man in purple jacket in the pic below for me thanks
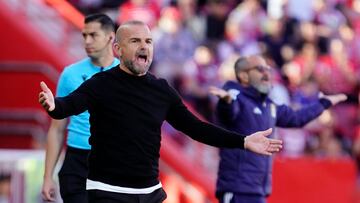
[210,55,347,203]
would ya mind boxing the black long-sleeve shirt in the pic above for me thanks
[49,66,246,188]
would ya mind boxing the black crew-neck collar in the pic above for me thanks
[115,65,149,80]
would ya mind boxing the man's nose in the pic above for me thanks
[84,36,93,44]
[139,41,149,49]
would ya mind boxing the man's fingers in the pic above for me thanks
[269,143,282,149]
[42,191,50,201]
[267,147,280,153]
[265,144,282,154]
[269,138,283,145]
[40,81,50,92]
[209,87,221,96]
[270,143,283,148]
[42,190,55,202]
[209,86,220,91]
[39,93,51,110]
[39,93,48,105]
[262,151,272,156]
[261,128,273,137]
[337,94,347,102]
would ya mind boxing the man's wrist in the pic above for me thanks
[224,95,233,104]
[244,136,248,149]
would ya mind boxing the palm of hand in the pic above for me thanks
[248,134,269,154]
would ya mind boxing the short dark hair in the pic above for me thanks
[84,13,115,32]
[234,56,250,82]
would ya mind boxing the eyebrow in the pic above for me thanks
[128,37,153,41]
[82,32,97,35]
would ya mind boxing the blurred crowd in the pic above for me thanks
[69,0,360,174]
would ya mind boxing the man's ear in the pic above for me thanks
[114,43,122,56]
[238,71,249,84]
[109,32,115,42]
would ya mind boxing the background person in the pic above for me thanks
[210,55,347,203]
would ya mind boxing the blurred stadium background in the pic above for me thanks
[0,0,359,202]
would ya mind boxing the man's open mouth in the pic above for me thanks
[137,54,148,63]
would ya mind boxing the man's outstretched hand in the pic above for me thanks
[209,86,232,104]
[244,128,282,155]
[319,92,347,106]
[39,81,55,112]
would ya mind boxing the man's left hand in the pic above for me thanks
[244,128,282,156]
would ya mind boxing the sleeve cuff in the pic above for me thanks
[47,99,62,119]
[319,98,332,109]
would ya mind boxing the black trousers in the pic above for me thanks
[88,188,167,203]
[58,146,90,203]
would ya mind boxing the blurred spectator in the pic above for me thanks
[177,0,206,42]
[260,18,287,68]
[268,60,291,106]
[152,6,197,87]
[286,0,314,21]
[205,0,231,41]
[181,44,220,121]
[0,173,11,203]
[338,23,360,70]
[313,0,347,37]
[68,0,103,14]
[315,38,357,95]
[117,0,161,28]
[224,0,266,56]
[311,127,348,159]
[101,0,125,9]
[282,43,319,91]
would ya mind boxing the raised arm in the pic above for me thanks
[38,81,90,119]
[209,86,240,123]
[276,93,347,128]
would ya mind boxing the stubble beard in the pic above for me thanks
[124,60,150,75]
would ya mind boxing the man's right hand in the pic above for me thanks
[209,86,232,104]
[41,177,56,201]
[39,81,55,111]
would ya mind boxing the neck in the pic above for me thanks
[90,52,114,67]
[119,64,147,76]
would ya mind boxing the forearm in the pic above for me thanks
[186,120,245,148]
[43,119,66,179]
[277,99,331,127]
[48,96,88,119]
[167,103,245,148]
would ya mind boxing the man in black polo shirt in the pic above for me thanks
[39,20,282,203]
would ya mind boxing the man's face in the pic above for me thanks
[115,24,153,76]
[82,22,111,59]
[246,57,272,94]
